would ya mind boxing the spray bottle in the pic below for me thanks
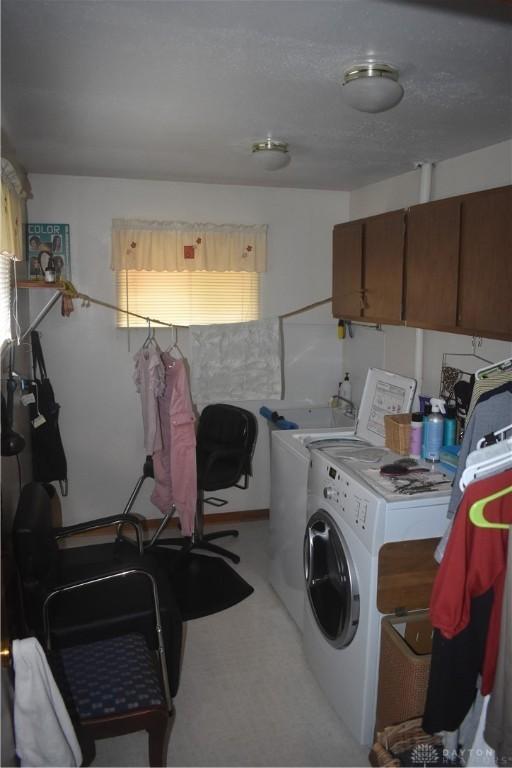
[425,398,446,463]
[443,405,457,447]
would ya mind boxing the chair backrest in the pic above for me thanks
[196,404,258,492]
[12,483,60,634]
[13,483,60,583]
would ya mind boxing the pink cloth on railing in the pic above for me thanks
[151,353,197,536]
[133,346,165,454]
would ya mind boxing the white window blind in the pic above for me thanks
[116,270,260,327]
[0,255,12,346]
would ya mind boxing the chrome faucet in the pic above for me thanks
[331,394,357,418]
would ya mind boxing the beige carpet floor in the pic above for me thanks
[91,520,370,767]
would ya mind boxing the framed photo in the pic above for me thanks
[26,223,71,281]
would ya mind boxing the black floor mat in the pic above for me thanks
[154,547,254,621]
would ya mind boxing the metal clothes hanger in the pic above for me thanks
[142,318,156,349]
[475,356,512,382]
[469,484,512,530]
[165,325,182,359]
[442,337,493,377]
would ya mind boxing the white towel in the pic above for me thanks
[189,318,282,403]
[13,637,82,768]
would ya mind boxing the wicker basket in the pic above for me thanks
[384,414,411,455]
[369,718,443,767]
[374,612,432,736]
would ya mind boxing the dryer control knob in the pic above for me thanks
[323,486,336,500]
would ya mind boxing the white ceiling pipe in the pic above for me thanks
[414,161,434,410]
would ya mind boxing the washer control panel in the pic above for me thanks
[313,453,382,552]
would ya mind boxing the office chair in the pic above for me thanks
[12,482,183,700]
[153,404,258,564]
[192,403,258,562]
[118,405,258,564]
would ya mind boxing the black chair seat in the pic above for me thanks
[49,633,173,767]
[55,633,166,718]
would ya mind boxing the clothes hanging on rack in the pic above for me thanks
[475,357,512,382]
[423,468,511,736]
[467,371,512,422]
[151,352,196,537]
[189,318,281,403]
[440,365,464,403]
[484,531,512,767]
[473,381,512,409]
[446,389,512,520]
[133,345,165,453]
[423,590,493,736]
[453,375,475,441]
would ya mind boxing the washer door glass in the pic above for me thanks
[304,509,360,648]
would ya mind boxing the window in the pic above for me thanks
[1,157,28,347]
[112,219,267,328]
[0,255,12,346]
[116,270,260,327]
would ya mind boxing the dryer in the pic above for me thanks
[303,448,452,746]
[269,424,355,630]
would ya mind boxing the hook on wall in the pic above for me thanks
[472,336,484,354]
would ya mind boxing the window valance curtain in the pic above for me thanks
[111,219,267,273]
[1,157,28,261]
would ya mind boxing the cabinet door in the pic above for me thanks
[332,221,363,319]
[405,198,461,329]
[458,186,512,338]
[363,210,405,323]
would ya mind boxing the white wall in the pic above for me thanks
[344,140,512,406]
[26,175,349,524]
[21,140,512,524]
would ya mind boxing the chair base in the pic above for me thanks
[156,530,240,565]
[120,458,243,564]
[81,705,175,768]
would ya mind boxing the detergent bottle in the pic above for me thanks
[425,398,446,463]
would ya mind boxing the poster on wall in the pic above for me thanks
[26,223,71,281]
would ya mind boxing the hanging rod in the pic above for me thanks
[16,282,336,331]
[19,290,62,341]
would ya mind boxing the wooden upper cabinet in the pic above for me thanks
[404,197,461,329]
[332,220,363,319]
[457,186,512,339]
[332,210,405,324]
[332,184,512,340]
[363,210,405,323]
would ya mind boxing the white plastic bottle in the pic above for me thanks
[425,398,446,462]
[341,373,352,414]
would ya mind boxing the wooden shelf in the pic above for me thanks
[18,280,65,290]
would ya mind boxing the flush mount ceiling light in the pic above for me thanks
[251,138,290,171]
[342,63,404,113]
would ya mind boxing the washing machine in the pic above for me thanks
[303,447,453,746]
[270,368,417,633]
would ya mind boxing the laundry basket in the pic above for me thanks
[369,717,444,767]
[374,611,432,735]
[384,414,411,455]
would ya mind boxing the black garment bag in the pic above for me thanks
[29,330,68,495]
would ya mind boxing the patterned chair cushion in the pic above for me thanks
[56,633,165,719]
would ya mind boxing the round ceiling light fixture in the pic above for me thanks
[341,63,404,113]
[251,138,290,171]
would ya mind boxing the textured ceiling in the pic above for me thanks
[2,0,511,190]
